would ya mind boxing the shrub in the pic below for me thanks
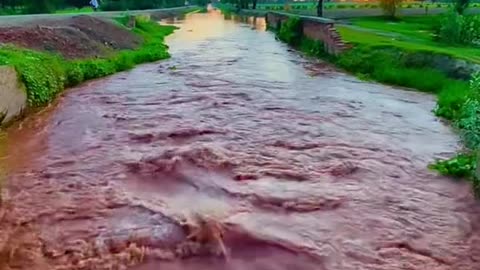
[277,17,303,46]
[65,62,84,87]
[299,38,326,58]
[437,12,480,45]
[26,0,55,14]
[431,153,476,178]
[457,73,480,149]
[454,0,470,14]
[432,73,480,195]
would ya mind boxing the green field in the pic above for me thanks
[337,16,480,63]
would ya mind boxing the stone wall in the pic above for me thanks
[0,66,27,125]
[265,12,347,55]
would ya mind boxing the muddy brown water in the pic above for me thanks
[2,9,480,270]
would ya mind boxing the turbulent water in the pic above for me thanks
[2,9,480,270]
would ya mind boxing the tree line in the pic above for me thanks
[220,0,325,16]
[0,0,188,14]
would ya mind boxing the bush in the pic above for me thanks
[435,80,470,119]
[65,62,84,87]
[299,38,326,58]
[277,17,303,46]
[100,0,185,11]
[437,12,480,45]
[455,0,470,14]
[431,153,476,178]
[457,73,480,149]
[26,0,55,14]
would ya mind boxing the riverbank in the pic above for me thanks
[2,10,479,270]
[0,7,198,126]
[265,12,480,193]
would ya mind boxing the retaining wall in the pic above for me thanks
[265,12,347,55]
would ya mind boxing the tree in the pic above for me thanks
[454,0,470,14]
[379,0,403,18]
[316,0,323,17]
[252,0,257,9]
[26,0,55,13]
[65,0,89,8]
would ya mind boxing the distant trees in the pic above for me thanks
[0,0,187,14]
[222,0,257,9]
[454,0,470,14]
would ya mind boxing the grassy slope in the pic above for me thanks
[338,16,480,63]
[0,17,176,107]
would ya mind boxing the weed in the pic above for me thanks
[430,153,476,178]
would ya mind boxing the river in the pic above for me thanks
[1,9,480,270]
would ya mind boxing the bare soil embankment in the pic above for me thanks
[0,15,141,59]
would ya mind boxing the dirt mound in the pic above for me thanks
[66,16,142,51]
[0,15,142,59]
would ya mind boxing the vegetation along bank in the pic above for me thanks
[266,7,480,194]
[0,7,199,125]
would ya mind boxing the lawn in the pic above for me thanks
[337,15,480,63]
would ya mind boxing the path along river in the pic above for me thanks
[1,9,480,270]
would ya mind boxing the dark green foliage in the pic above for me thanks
[430,153,476,178]
[0,18,175,106]
[436,12,480,46]
[455,0,470,14]
[432,74,480,194]
[456,74,480,148]
[299,38,326,58]
[435,81,470,119]
[65,62,84,87]
[277,17,303,46]
[0,0,186,14]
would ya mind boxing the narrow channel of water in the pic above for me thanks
[1,9,480,270]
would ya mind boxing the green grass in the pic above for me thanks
[0,18,176,106]
[55,7,95,14]
[337,23,480,63]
